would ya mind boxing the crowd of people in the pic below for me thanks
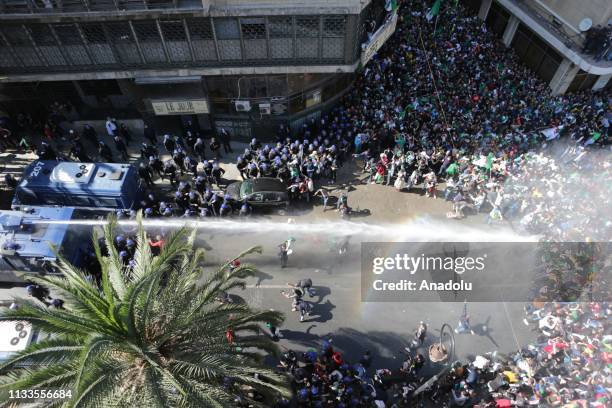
[272,299,610,407]
[275,0,610,241]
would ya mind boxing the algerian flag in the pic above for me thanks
[486,152,494,170]
[426,0,443,21]
[385,0,398,11]
[399,110,406,120]
[446,162,459,175]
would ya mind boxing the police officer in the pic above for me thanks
[114,135,129,161]
[194,175,207,195]
[178,180,191,195]
[163,134,175,153]
[211,163,225,187]
[138,162,154,187]
[236,156,248,180]
[163,160,178,186]
[203,161,214,184]
[98,141,114,162]
[249,137,261,151]
[37,142,57,161]
[219,202,231,217]
[247,162,259,179]
[143,123,157,145]
[118,123,132,146]
[208,193,220,216]
[219,128,233,153]
[193,137,206,161]
[149,155,164,178]
[140,143,158,160]
[209,137,221,159]
[239,202,252,218]
[70,142,92,162]
[82,123,97,143]
[188,191,202,210]
[174,191,189,212]
[184,155,198,178]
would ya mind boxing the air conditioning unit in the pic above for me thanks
[259,103,271,115]
[234,101,251,112]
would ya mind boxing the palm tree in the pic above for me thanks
[0,216,289,407]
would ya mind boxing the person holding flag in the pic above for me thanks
[426,0,443,22]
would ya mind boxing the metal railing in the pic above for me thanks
[0,0,203,13]
[509,0,585,51]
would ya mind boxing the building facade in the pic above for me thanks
[0,0,396,138]
[462,0,612,94]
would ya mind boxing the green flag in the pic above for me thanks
[426,0,443,21]
[446,162,459,176]
[486,152,494,170]
[385,0,399,11]
[399,108,407,120]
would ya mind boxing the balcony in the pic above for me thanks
[0,0,206,14]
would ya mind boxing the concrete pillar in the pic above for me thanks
[502,15,519,47]
[478,0,493,20]
[592,73,611,91]
[549,58,580,95]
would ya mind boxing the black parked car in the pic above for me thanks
[225,177,289,214]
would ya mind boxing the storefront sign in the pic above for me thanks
[151,99,210,115]
[361,11,398,66]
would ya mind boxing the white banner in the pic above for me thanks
[361,11,399,66]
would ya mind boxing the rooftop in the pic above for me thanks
[19,161,134,194]
[0,206,74,259]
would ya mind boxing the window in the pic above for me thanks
[67,195,93,206]
[215,19,241,60]
[269,17,293,59]
[241,18,266,40]
[215,19,240,40]
[29,25,56,46]
[3,26,32,46]
[133,21,160,42]
[96,197,120,207]
[269,17,293,38]
[188,18,216,61]
[160,20,187,41]
[53,24,83,45]
[296,17,319,38]
[187,18,213,40]
[106,22,134,44]
[296,17,319,59]
[323,16,346,37]
[81,24,108,44]
[241,17,267,60]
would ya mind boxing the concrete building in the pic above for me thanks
[462,0,612,95]
[0,0,398,138]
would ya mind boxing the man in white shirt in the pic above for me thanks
[105,117,117,137]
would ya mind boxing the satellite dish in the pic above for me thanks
[579,18,593,32]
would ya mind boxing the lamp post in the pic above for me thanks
[412,322,456,397]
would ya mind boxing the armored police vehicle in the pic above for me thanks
[0,207,92,283]
[12,161,144,211]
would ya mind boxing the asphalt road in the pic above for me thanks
[194,216,537,372]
